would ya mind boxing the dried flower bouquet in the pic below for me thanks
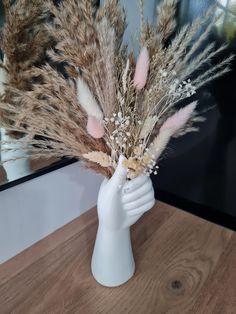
[0,0,233,179]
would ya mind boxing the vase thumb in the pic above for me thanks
[109,155,127,189]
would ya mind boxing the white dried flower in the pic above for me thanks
[160,69,168,77]
[169,78,196,98]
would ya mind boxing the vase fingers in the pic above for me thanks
[124,192,155,211]
[126,199,155,216]
[122,184,153,203]
[123,175,149,193]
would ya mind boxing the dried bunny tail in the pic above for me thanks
[76,77,103,120]
[87,116,105,139]
[156,0,178,43]
[149,102,197,160]
[134,47,150,90]
[160,101,197,133]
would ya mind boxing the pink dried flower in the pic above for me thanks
[134,47,149,90]
[160,101,197,134]
[87,116,105,139]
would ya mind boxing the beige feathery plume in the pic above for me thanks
[83,151,113,168]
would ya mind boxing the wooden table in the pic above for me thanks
[0,202,235,313]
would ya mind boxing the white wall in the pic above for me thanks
[0,162,103,264]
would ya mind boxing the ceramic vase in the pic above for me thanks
[91,156,155,287]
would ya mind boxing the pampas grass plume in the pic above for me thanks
[134,47,149,90]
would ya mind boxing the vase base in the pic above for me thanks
[91,264,135,287]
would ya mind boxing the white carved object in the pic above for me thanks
[91,156,155,287]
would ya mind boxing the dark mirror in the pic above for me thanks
[152,0,236,228]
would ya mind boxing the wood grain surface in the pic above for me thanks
[0,201,235,314]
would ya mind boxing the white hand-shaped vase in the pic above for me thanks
[91,156,155,287]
